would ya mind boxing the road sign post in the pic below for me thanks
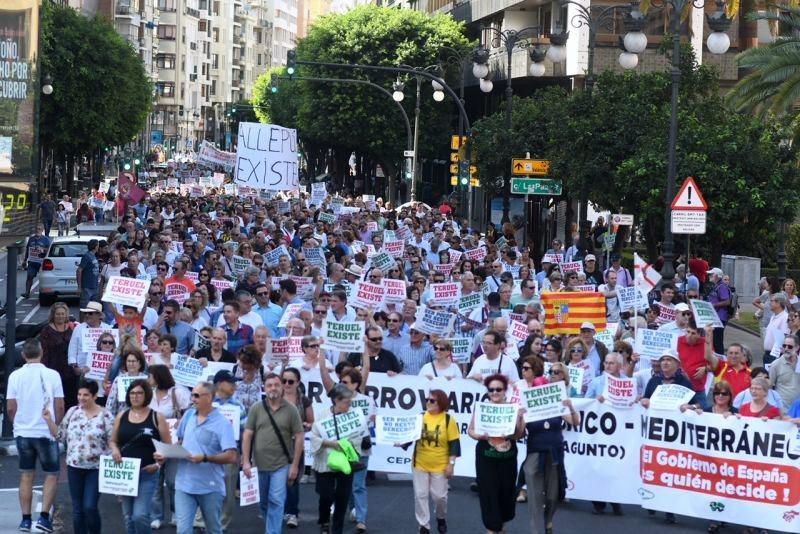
[510,178,563,196]
[670,176,708,235]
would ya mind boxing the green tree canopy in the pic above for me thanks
[39,3,152,157]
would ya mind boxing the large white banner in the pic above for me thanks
[234,122,299,191]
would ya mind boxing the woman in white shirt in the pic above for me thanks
[763,293,789,361]
[419,339,463,379]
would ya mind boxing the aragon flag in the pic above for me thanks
[540,292,607,335]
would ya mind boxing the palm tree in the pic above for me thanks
[728,5,800,115]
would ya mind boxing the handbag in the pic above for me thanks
[326,412,365,474]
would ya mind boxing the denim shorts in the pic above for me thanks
[17,437,60,474]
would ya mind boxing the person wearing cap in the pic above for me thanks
[77,239,101,311]
[396,323,434,376]
[603,253,632,288]
[641,349,703,410]
[67,302,113,376]
[705,267,732,354]
[583,254,603,288]
[579,322,608,377]
[211,370,247,531]
[344,264,363,285]
[657,302,692,334]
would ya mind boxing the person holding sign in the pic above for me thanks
[211,371,247,531]
[56,380,115,534]
[105,349,148,417]
[468,374,526,534]
[641,350,703,410]
[109,379,171,534]
[403,389,460,534]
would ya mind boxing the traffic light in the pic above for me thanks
[458,160,469,187]
[405,158,413,180]
[123,161,131,171]
[231,106,237,114]
[134,158,141,166]
[270,74,278,94]
[287,50,296,77]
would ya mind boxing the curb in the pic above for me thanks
[728,321,760,338]
[0,441,18,456]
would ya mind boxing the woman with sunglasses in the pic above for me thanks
[468,374,525,534]
[110,379,171,534]
[565,338,593,397]
[281,367,314,528]
[405,389,460,534]
[419,339,463,379]
[512,356,548,504]
[542,271,563,293]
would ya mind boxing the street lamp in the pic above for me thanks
[392,78,405,102]
[41,74,53,95]
[472,27,563,223]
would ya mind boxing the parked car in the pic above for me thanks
[38,235,105,306]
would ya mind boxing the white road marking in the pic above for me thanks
[22,304,40,323]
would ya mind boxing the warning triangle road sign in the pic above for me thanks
[671,176,708,211]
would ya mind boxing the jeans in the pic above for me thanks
[120,469,158,534]
[285,475,300,516]
[150,459,177,523]
[67,466,101,534]
[16,437,60,473]
[175,490,224,534]
[348,456,369,523]
[259,465,289,534]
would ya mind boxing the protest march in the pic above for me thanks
[8,129,800,534]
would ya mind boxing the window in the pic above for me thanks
[157,25,176,40]
[257,53,262,66]
[157,0,176,11]
[157,82,175,97]
[213,1,220,15]
[212,54,219,69]
[156,54,176,69]
[211,80,217,95]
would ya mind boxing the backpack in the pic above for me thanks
[727,286,738,316]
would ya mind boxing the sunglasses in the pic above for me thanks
[388,319,400,323]
[100,340,114,345]
[426,398,436,403]
[254,262,263,266]
[199,273,210,277]
[713,391,731,396]
[570,348,584,353]
[191,392,209,398]
[434,346,449,351]
[282,378,296,385]
[681,312,692,316]
[487,387,505,393]
[368,337,382,342]
[314,310,326,314]
[549,369,563,375]
[305,344,320,349]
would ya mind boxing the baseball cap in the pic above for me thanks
[707,267,723,277]
[580,322,596,331]
[213,370,241,384]
[585,254,597,262]
[675,303,691,312]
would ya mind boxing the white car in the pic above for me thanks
[38,235,106,306]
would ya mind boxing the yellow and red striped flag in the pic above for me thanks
[541,292,607,335]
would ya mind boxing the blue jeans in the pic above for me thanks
[16,437,60,473]
[259,465,289,534]
[285,473,300,516]
[175,489,223,534]
[349,456,369,524]
[120,469,158,534]
[150,459,177,522]
[67,466,101,534]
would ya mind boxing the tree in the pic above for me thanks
[39,3,152,183]
[251,5,473,199]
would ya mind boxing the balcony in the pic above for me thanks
[185,6,201,17]
[116,4,136,16]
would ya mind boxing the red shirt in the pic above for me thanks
[713,361,751,398]
[739,402,781,419]
[688,258,709,284]
[677,336,707,392]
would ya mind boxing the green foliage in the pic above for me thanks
[252,5,473,174]
[39,3,152,156]
[786,224,800,267]
[473,44,800,262]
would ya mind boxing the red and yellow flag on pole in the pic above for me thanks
[540,292,607,335]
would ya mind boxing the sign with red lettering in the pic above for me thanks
[350,281,386,311]
[87,351,115,381]
[102,276,150,310]
[382,279,407,304]
[431,282,460,306]
[601,374,636,408]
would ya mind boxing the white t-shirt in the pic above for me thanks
[467,354,520,382]
[215,310,264,330]
[418,362,463,379]
[7,363,64,439]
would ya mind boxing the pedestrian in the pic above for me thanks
[407,388,460,534]
[37,192,56,237]
[109,379,171,534]
[56,380,115,534]
[7,339,65,533]
[468,374,525,534]
[77,239,101,312]
[281,367,314,528]
[165,381,238,534]
[705,267,732,354]
[242,372,304,533]
[39,302,78,410]
[22,224,50,298]
[310,384,370,534]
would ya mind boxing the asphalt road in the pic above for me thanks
[0,457,723,534]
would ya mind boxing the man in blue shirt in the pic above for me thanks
[165,381,237,534]
[23,224,51,299]
[253,284,282,337]
[77,239,100,311]
[157,300,196,355]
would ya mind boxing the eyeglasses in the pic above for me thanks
[713,391,731,397]
[314,310,326,314]
[388,319,400,323]
[305,344,320,349]
[157,267,167,271]
[100,340,114,345]
[282,378,296,385]
[434,346,449,351]
[368,337,382,342]
[414,280,425,285]
[191,392,210,398]
[426,398,436,403]
[129,390,144,396]
[548,369,563,376]
[522,366,533,371]
[199,273,210,278]
[570,348,584,353]
[487,387,505,393]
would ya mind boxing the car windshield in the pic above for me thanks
[49,243,89,257]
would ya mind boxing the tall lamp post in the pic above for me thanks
[471,27,568,223]
[561,0,646,248]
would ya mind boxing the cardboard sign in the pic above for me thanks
[87,351,115,381]
[268,337,304,364]
[239,470,260,506]
[210,278,235,292]
[382,279,407,304]
[648,384,696,411]
[216,403,241,441]
[375,413,423,445]
[165,282,191,305]
[172,355,206,388]
[102,276,150,310]
[431,283,460,306]
[414,306,454,336]
[458,293,483,315]
[117,374,148,400]
[617,286,648,311]
[265,245,290,268]
[521,382,568,422]
[690,299,724,328]
[351,281,386,311]
[81,328,118,353]
[369,251,396,273]
[473,402,518,437]
[234,122,299,191]
[559,261,584,275]
[99,455,141,496]
[602,374,636,408]
[232,256,252,276]
[317,409,367,440]
[321,320,365,353]
[446,337,472,364]
[383,239,405,259]
[635,329,679,360]
[464,246,487,262]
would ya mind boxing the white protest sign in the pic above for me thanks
[375,413,423,445]
[321,320,365,353]
[350,281,386,310]
[81,328,119,353]
[602,374,636,408]
[87,351,115,381]
[289,275,315,301]
[152,439,192,459]
[102,276,150,310]
[239,471,260,506]
[383,239,405,259]
[656,303,676,324]
[382,279,407,304]
[447,337,472,364]
[457,292,483,314]
[118,374,148,400]
[172,355,206,388]
[232,256,252,276]
[521,382,568,422]
[559,261,584,274]
[617,286,648,311]
[648,384,695,411]
[99,455,141,496]
[635,329,679,360]
[368,251,396,274]
[316,409,367,440]
[464,246,487,263]
[278,303,305,328]
[414,306,454,337]
[431,283,460,306]
[165,282,191,305]
[265,245,290,268]
[234,122,299,191]
[575,284,597,292]
[690,299,724,328]
[210,278,235,293]
[509,320,529,344]
[216,403,241,441]
[268,337,304,364]
[567,365,586,396]
[473,402,519,437]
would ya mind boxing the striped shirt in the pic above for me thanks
[396,341,434,376]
